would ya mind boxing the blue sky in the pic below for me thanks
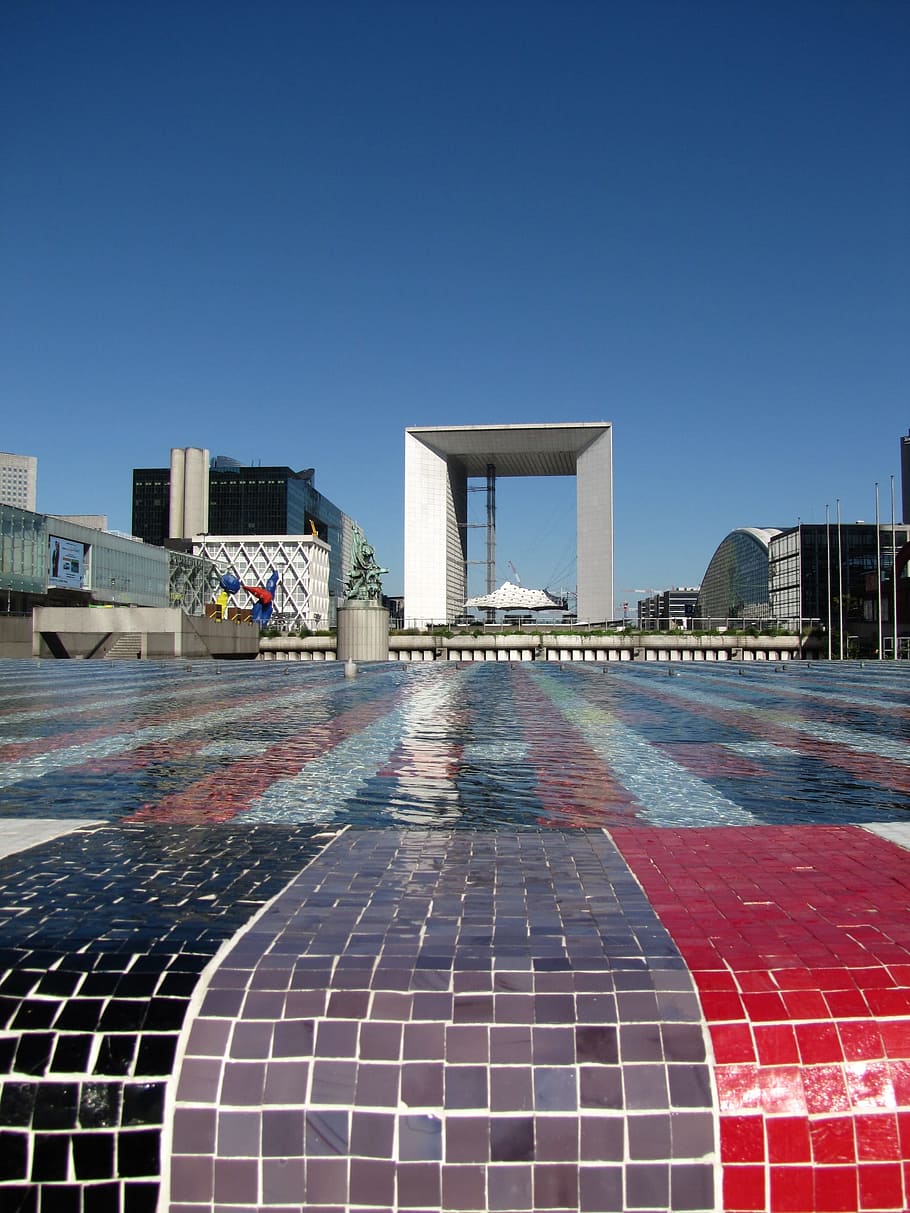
[2,1,908,605]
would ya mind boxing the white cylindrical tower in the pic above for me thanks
[169,448,187,538]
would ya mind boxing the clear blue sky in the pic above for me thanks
[2,1,908,604]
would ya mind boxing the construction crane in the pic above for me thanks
[508,561,522,585]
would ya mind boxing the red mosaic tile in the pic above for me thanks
[795,1021,843,1064]
[614,825,910,1213]
[754,1024,799,1065]
[716,1064,763,1112]
[723,1164,766,1212]
[700,990,748,1020]
[782,989,830,1020]
[845,1059,895,1109]
[742,992,789,1022]
[758,1064,807,1115]
[837,1022,885,1061]
[720,1115,764,1162]
[811,1116,857,1163]
[711,1022,756,1063]
[888,1058,910,1105]
[767,1115,811,1162]
[803,1064,852,1115]
[813,1165,859,1212]
[881,1022,910,1058]
[855,1112,900,1161]
[769,1163,815,1212]
[857,1161,905,1209]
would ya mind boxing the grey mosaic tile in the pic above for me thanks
[166,828,716,1212]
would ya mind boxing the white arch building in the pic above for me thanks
[404,422,613,626]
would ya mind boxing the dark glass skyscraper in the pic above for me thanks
[132,460,352,604]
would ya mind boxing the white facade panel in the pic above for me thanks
[193,534,331,630]
[576,427,613,623]
[404,433,452,625]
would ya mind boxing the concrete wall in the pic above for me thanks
[259,632,819,663]
[32,607,259,659]
[576,427,613,623]
[0,616,35,659]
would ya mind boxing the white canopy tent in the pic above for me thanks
[464,581,563,611]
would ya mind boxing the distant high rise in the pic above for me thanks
[901,430,910,524]
[0,452,37,511]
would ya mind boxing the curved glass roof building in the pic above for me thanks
[695,527,781,627]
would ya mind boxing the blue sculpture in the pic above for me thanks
[218,570,279,626]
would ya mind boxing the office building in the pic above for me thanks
[637,587,700,630]
[769,522,910,657]
[695,528,781,628]
[132,450,358,611]
[0,452,37,512]
[902,429,910,524]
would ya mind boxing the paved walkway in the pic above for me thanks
[0,660,909,1212]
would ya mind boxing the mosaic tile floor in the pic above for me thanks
[0,659,908,1212]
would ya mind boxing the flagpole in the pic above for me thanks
[825,504,832,661]
[892,476,899,659]
[875,483,883,660]
[836,498,844,660]
[796,518,802,645]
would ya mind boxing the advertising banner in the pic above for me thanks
[48,536,86,589]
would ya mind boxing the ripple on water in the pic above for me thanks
[0,659,907,828]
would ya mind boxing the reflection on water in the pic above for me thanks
[0,659,907,829]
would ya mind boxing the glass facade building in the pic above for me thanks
[769,523,910,655]
[695,528,780,627]
[132,462,354,605]
[1,503,216,615]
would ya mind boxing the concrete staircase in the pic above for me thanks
[104,632,142,660]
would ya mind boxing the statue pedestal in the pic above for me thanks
[336,600,389,662]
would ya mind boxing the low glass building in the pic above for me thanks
[0,504,217,615]
[694,528,781,629]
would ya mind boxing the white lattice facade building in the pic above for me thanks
[192,534,332,630]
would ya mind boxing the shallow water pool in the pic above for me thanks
[0,659,907,829]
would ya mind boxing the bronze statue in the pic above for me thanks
[346,524,388,602]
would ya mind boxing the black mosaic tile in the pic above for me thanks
[0,1129,28,1180]
[32,1081,79,1130]
[79,1082,122,1129]
[31,1131,69,1181]
[121,1082,165,1126]
[72,1130,116,1179]
[0,1080,37,1126]
[49,1034,93,1074]
[0,822,331,1213]
[35,1184,80,1213]
[13,1032,54,1076]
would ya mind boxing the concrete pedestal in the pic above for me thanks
[336,601,389,662]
